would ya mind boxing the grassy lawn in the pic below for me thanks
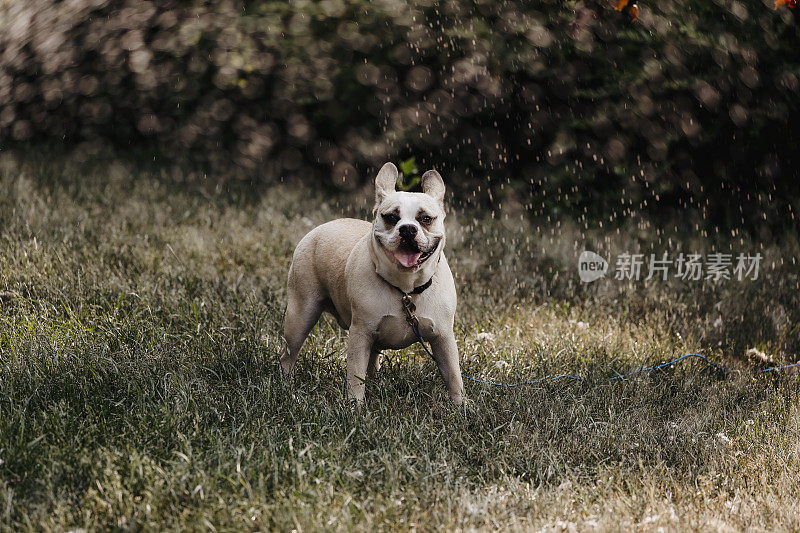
[1,155,799,531]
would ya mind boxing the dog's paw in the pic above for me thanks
[453,396,477,416]
[278,364,293,380]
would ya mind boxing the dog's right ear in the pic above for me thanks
[374,162,398,205]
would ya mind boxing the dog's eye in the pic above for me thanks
[418,215,433,226]
[382,213,399,225]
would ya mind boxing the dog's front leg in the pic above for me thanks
[346,327,373,404]
[431,333,464,405]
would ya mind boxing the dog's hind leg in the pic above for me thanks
[280,287,324,376]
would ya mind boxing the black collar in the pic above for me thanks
[408,276,434,295]
[384,274,434,296]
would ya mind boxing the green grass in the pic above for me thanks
[1,154,799,531]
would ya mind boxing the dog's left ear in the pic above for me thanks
[421,170,445,204]
[374,162,398,205]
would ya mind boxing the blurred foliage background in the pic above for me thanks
[1,0,799,234]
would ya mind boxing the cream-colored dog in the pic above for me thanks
[279,162,463,405]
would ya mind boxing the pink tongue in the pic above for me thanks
[395,251,422,268]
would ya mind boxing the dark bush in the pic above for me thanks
[1,0,799,232]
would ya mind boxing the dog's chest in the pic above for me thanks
[374,313,436,350]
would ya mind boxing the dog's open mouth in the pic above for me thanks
[392,243,433,270]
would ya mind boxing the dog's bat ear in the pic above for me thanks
[421,170,445,204]
[374,162,398,204]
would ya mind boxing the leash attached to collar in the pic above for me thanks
[379,272,433,323]
[378,272,436,356]
[395,277,431,329]
[395,282,436,359]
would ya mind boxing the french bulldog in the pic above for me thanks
[279,162,464,405]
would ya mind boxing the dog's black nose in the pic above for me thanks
[399,224,418,239]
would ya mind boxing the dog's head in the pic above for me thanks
[371,162,446,276]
